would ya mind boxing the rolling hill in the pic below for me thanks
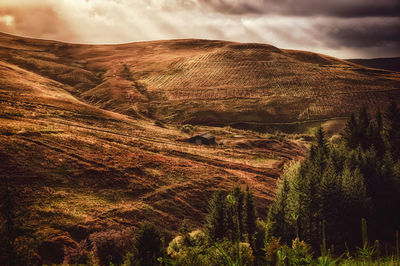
[347,57,400,73]
[0,32,399,263]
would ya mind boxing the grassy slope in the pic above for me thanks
[2,32,399,127]
[0,32,399,261]
[0,33,308,257]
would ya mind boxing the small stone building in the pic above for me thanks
[188,133,216,145]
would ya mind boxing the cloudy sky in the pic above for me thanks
[0,0,399,58]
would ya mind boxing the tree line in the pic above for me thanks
[267,102,400,262]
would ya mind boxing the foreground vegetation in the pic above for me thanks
[167,103,400,265]
[2,103,399,265]
[265,102,400,264]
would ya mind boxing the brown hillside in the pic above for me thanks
[0,32,399,263]
[1,32,399,127]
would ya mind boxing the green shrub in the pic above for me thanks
[167,231,254,266]
[181,124,195,134]
[290,238,313,265]
[89,229,134,266]
[125,223,163,266]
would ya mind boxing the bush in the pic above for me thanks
[167,231,254,266]
[63,240,95,265]
[89,229,134,266]
[290,238,313,265]
[265,237,281,265]
[125,223,163,266]
[181,124,195,134]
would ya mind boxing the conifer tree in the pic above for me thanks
[231,186,244,241]
[315,126,328,154]
[134,223,163,266]
[268,175,291,244]
[359,146,379,196]
[244,186,256,250]
[179,218,191,246]
[302,166,322,248]
[358,106,370,133]
[1,177,16,266]
[226,200,236,243]
[341,167,369,246]
[376,108,383,132]
[318,163,343,248]
[205,191,227,242]
[371,109,385,157]
[342,113,358,148]
[373,151,400,239]
[265,109,400,253]
[384,101,400,160]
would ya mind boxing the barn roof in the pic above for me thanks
[198,133,215,140]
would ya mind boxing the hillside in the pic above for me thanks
[1,32,399,129]
[347,57,400,73]
[0,32,399,263]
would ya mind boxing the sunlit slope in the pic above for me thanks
[0,32,307,248]
[1,32,399,127]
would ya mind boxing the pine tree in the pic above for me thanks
[376,108,383,132]
[318,163,343,249]
[342,113,358,148]
[298,128,330,248]
[302,165,322,248]
[134,223,163,266]
[341,167,369,247]
[358,106,370,133]
[226,200,236,243]
[384,101,400,160]
[1,177,16,266]
[359,146,379,196]
[268,175,291,244]
[244,186,256,250]
[372,109,385,157]
[315,126,328,154]
[373,151,400,240]
[179,218,191,246]
[353,106,371,149]
[205,191,227,242]
[231,186,244,241]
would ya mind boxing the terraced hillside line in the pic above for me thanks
[167,150,280,178]
[2,33,400,124]
[159,85,400,102]
[20,137,108,169]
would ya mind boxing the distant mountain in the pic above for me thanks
[346,57,400,72]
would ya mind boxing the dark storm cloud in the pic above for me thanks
[199,0,400,18]
[0,0,399,58]
[322,18,400,48]
[197,0,400,57]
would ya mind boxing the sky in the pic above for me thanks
[0,0,399,59]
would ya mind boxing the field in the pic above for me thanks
[0,32,399,263]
